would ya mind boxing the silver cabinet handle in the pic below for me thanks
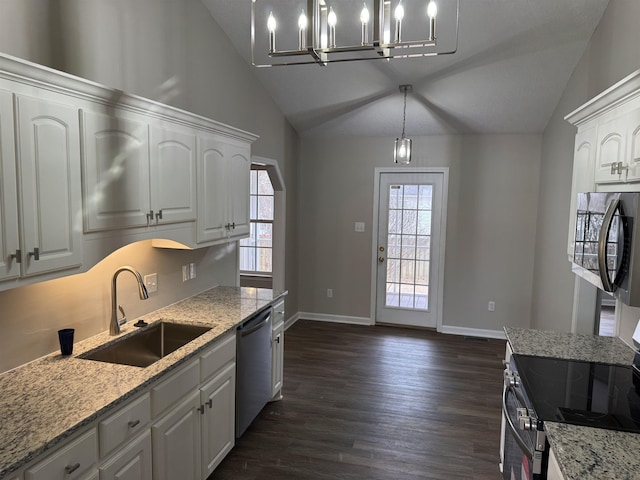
[155,209,163,222]
[127,419,140,428]
[64,463,81,474]
[197,405,205,414]
[598,198,625,292]
[275,334,281,344]
[146,210,154,224]
[206,399,213,408]
[28,247,39,261]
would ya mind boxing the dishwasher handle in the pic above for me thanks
[239,308,272,337]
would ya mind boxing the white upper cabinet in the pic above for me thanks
[196,135,250,244]
[594,115,626,183]
[149,125,197,225]
[82,110,151,231]
[14,94,83,277]
[567,127,597,259]
[0,89,20,282]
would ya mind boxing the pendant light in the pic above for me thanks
[394,84,412,164]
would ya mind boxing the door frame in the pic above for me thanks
[370,167,449,331]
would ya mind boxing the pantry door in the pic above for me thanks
[374,170,447,328]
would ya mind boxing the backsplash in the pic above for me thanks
[0,240,238,374]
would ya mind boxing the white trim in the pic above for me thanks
[370,167,449,332]
[284,313,300,331]
[296,312,373,326]
[439,325,506,340]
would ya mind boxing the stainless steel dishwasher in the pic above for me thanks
[236,306,273,437]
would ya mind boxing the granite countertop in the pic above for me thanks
[0,286,287,478]
[504,326,634,365]
[504,327,638,480]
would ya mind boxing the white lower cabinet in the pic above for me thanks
[152,390,202,480]
[25,428,98,480]
[200,363,235,478]
[271,300,285,401]
[151,333,236,480]
[547,447,565,480]
[99,430,152,480]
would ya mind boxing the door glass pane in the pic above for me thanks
[385,183,433,311]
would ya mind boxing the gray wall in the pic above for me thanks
[299,134,541,334]
[531,0,640,342]
[0,0,299,372]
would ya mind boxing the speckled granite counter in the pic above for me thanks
[0,286,286,478]
[504,326,634,365]
[504,327,638,480]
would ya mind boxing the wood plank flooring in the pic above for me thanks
[211,320,506,480]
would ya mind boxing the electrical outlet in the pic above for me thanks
[182,265,189,282]
[327,288,333,298]
[488,301,496,312]
[144,273,158,293]
[355,222,365,232]
[189,262,196,279]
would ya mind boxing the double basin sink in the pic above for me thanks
[80,321,211,368]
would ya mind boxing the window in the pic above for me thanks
[240,168,274,274]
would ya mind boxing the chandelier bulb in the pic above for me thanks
[328,6,337,27]
[267,11,276,33]
[394,2,405,21]
[298,9,308,31]
[427,1,437,19]
[360,3,370,24]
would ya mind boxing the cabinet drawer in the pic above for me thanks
[151,359,199,417]
[25,428,98,480]
[200,333,236,382]
[99,393,151,458]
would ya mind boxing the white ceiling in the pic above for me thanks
[201,0,609,138]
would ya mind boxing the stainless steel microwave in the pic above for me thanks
[572,192,640,306]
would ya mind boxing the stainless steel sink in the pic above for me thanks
[80,322,211,368]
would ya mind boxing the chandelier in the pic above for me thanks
[251,0,459,67]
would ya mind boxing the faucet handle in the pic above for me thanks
[118,305,127,326]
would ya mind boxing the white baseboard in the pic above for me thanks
[439,324,506,340]
[285,312,505,340]
[295,312,373,326]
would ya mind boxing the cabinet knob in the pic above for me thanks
[28,247,40,261]
[275,335,281,344]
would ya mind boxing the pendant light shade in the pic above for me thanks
[394,84,412,164]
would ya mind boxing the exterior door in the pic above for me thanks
[375,171,446,328]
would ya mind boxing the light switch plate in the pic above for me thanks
[355,222,365,232]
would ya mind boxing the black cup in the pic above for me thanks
[58,328,75,356]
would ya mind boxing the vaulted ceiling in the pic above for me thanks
[202,0,609,138]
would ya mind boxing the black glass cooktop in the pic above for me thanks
[512,354,640,433]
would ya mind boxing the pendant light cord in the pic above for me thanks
[401,88,407,138]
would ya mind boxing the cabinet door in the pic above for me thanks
[625,110,640,182]
[200,363,235,478]
[227,143,251,239]
[98,430,152,480]
[0,89,19,281]
[151,390,201,480]
[547,447,565,480]
[149,125,196,224]
[594,115,626,183]
[196,135,227,244]
[82,110,150,231]
[567,127,596,259]
[271,319,284,400]
[16,95,83,276]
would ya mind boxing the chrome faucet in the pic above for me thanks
[110,266,149,336]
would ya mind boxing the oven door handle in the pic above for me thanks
[597,198,620,292]
[502,384,534,460]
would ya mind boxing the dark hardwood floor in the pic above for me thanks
[211,320,506,480]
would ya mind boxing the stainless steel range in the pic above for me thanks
[502,354,640,480]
